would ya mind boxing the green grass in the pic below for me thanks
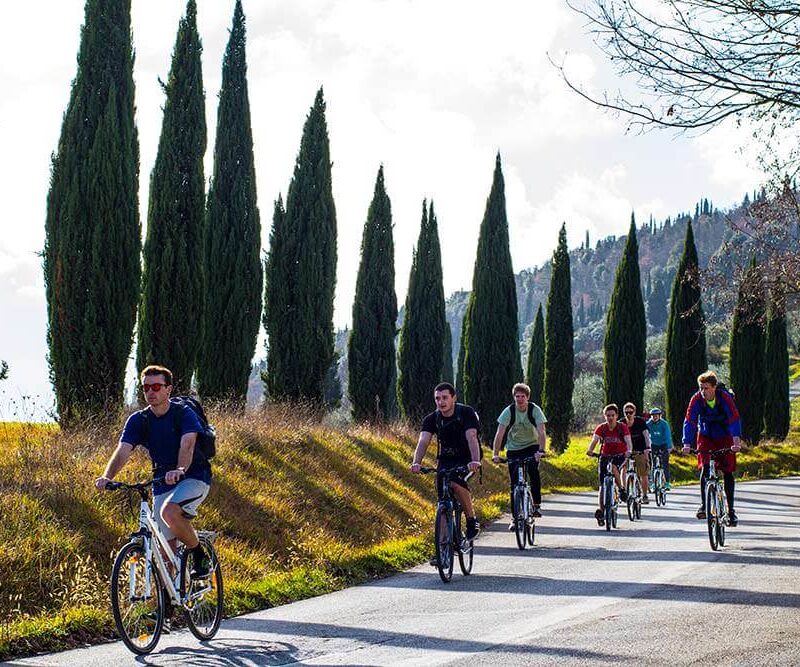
[1,408,799,660]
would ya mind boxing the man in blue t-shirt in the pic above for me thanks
[94,365,212,577]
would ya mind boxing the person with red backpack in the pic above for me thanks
[682,370,742,526]
[94,365,214,577]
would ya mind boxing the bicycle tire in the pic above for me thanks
[513,487,526,550]
[634,478,643,520]
[604,479,613,532]
[111,542,164,655]
[180,538,224,640]
[626,477,636,522]
[706,484,719,551]
[526,489,536,546]
[456,509,473,576]
[717,486,727,547]
[434,504,454,583]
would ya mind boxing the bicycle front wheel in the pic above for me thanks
[434,504,454,583]
[513,487,526,550]
[706,484,719,551]
[181,537,224,640]
[604,479,613,532]
[717,486,727,547]
[111,542,164,655]
[456,510,473,576]
[626,478,636,522]
[526,489,536,546]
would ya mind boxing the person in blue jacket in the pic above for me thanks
[647,407,673,489]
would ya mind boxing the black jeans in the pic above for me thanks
[507,445,541,506]
[700,466,735,512]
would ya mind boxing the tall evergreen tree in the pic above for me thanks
[462,155,523,441]
[137,0,206,394]
[455,305,468,399]
[44,0,140,425]
[665,221,707,445]
[265,88,337,401]
[603,215,647,410]
[764,296,790,440]
[729,257,766,444]
[397,200,449,420]
[197,0,262,403]
[348,167,398,421]
[526,303,545,405]
[647,277,669,331]
[544,224,574,452]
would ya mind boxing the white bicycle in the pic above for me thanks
[105,478,223,654]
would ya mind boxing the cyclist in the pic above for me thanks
[587,403,632,525]
[623,402,651,503]
[492,382,547,528]
[647,407,672,490]
[94,365,212,577]
[411,382,482,541]
[682,370,741,526]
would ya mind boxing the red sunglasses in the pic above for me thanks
[143,382,166,393]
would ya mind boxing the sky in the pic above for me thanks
[0,0,766,419]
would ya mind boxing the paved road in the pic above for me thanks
[11,477,800,666]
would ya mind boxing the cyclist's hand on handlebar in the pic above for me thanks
[731,442,741,452]
[681,445,691,455]
[410,463,421,473]
[492,455,502,464]
[94,476,111,491]
[165,468,185,485]
[468,460,481,472]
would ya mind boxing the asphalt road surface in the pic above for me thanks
[11,477,800,666]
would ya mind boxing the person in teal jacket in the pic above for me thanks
[647,407,673,489]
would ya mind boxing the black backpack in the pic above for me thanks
[434,404,484,460]
[140,396,217,460]
[500,401,539,450]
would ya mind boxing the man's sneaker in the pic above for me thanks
[508,521,516,532]
[190,551,211,580]
[619,489,628,502]
[642,495,650,504]
[696,506,706,520]
[428,556,438,567]
[728,511,738,527]
[531,506,542,518]
[665,482,672,491]
[595,508,605,526]
[465,518,480,541]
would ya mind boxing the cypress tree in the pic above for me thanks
[397,200,449,420]
[603,215,647,410]
[665,221,707,445]
[729,257,766,444]
[197,0,262,403]
[137,0,206,394]
[348,166,398,421]
[647,277,668,331]
[764,296,790,440]
[265,88,337,401]
[526,303,545,405]
[462,154,523,441]
[455,306,468,399]
[44,0,140,425]
[543,224,574,452]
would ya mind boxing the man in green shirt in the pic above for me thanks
[492,383,548,524]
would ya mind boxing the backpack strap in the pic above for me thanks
[527,401,538,428]
[139,407,151,446]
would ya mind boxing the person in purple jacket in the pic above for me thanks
[682,370,741,525]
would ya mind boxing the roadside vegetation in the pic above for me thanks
[2,406,799,660]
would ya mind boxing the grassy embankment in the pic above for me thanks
[2,405,800,660]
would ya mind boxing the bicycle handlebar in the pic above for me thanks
[494,454,547,465]
[105,477,166,492]
[684,447,732,457]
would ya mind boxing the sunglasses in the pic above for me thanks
[143,382,166,393]
[624,411,634,415]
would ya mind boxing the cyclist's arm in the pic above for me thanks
[465,428,481,469]
[643,429,652,450]
[411,431,433,469]
[537,423,547,455]
[492,425,506,458]
[168,432,198,484]
[586,433,600,455]
[624,435,633,456]
[96,442,134,489]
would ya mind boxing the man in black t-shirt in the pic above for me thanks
[411,382,482,540]
[623,402,651,504]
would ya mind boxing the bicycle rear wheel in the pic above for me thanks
[626,478,636,522]
[604,479,613,532]
[634,479,643,520]
[654,470,665,506]
[526,489,536,546]
[717,486,727,547]
[434,504,454,583]
[513,487,526,550]
[111,542,164,655]
[706,484,719,551]
[181,537,224,640]
[456,509,473,576]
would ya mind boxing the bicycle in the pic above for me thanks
[624,457,643,521]
[650,450,667,507]
[496,454,545,550]
[105,478,223,654]
[690,448,731,551]
[419,465,475,583]
[589,453,620,531]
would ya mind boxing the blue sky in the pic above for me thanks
[0,0,765,419]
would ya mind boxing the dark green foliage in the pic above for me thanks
[397,201,449,420]
[526,304,545,405]
[647,277,668,331]
[197,0,262,403]
[455,306,468,399]
[44,0,140,425]
[729,258,766,444]
[348,166,398,421]
[323,352,343,409]
[665,221,707,445]
[764,298,790,441]
[137,0,206,394]
[544,224,574,452]
[264,88,337,402]
[441,322,454,383]
[462,155,523,441]
[603,216,647,410]
[0,361,8,381]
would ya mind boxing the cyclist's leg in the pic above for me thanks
[723,471,735,512]
[528,454,542,506]
[450,481,474,518]
[597,457,606,510]
[662,448,671,484]
[160,479,210,551]
[699,463,710,512]
[506,458,519,511]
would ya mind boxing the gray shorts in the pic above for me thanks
[153,478,210,540]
